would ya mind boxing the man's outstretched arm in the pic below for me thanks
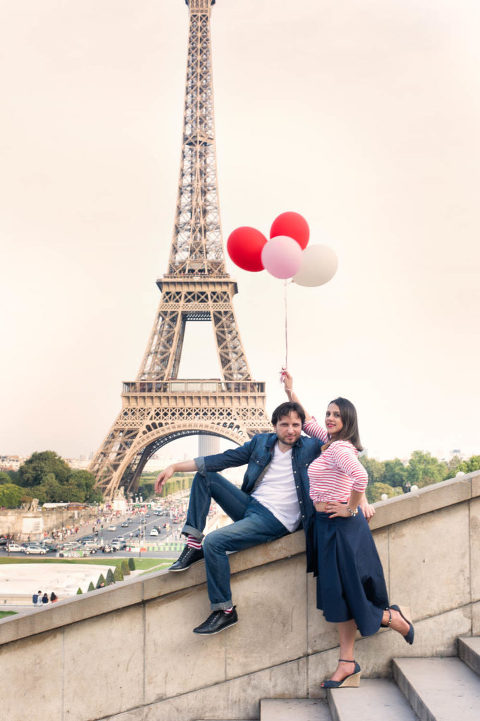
[154,459,198,495]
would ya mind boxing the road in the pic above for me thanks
[0,505,187,561]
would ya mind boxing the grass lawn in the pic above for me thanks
[0,557,172,571]
[0,611,17,618]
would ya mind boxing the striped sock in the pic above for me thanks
[187,535,202,550]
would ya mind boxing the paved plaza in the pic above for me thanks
[0,562,117,606]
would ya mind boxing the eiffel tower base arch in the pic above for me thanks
[91,381,271,499]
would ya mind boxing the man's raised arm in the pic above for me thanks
[154,459,198,495]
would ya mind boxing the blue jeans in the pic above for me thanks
[182,472,289,610]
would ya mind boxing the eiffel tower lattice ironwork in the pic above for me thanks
[90,0,271,498]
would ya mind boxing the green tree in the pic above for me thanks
[67,470,103,503]
[360,457,385,484]
[37,473,63,502]
[128,557,136,571]
[379,458,407,488]
[406,451,447,488]
[444,455,463,479]
[0,483,26,508]
[77,587,83,595]
[366,483,403,503]
[453,455,480,476]
[18,451,70,487]
[121,559,130,576]
[383,459,408,488]
[87,581,95,592]
[113,566,124,582]
[96,573,106,589]
[106,568,115,585]
[7,469,20,483]
[0,471,12,485]
[17,452,103,503]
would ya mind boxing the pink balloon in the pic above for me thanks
[261,236,303,279]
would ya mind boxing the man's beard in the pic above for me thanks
[278,435,297,446]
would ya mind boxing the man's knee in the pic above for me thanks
[192,470,218,489]
[203,528,231,554]
[202,531,218,553]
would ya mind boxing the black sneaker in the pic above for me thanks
[193,607,238,635]
[168,545,204,572]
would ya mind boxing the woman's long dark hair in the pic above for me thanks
[328,397,363,451]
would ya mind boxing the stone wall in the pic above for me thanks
[0,471,479,721]
[0,507,96,540]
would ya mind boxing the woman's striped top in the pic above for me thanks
[303,417,368,503]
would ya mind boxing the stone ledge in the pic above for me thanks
[370,472,479,531]
[0,533,307,647]
[1,471,478,648]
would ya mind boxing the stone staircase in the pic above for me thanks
[196,636,480,721]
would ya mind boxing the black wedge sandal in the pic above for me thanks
[321,659,361,688]
[382,605,415,645]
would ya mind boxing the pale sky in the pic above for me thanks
[1,0,479,463]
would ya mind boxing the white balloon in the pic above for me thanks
[292,244,338,287]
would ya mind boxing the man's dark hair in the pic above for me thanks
[271,401,306,426]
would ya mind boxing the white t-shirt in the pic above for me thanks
[251,443,301,532]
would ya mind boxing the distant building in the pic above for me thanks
[64,457,91,470]
[0,455,25,471]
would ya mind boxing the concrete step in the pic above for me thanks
[393,657,480,721]
[458,636,480,676]
[260,698,331,721]
[327,678,419,721]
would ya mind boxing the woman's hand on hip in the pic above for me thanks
[324,501,351,518]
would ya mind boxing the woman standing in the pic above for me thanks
[282,371,414,688]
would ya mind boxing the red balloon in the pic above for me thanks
[227,226,267,272]
[270,212,310,250]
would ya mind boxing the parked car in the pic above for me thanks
[23,544,48,555]
[82,540,99,553]
[43,540,61,553]
[110,539,126,550]
[5,542,24,553]
[0,537,8,547]
[57,542,84,558]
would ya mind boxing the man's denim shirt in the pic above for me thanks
[195,432,323,534]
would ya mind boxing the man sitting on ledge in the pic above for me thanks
[154,401,323,636]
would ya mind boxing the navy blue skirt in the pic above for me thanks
[312,509,389,637]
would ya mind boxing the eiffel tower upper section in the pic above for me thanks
[169,0,225,278]
[137,0,251,384]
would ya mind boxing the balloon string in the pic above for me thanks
[284,279,288,369]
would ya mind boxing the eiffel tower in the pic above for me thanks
[90,0,271,498]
